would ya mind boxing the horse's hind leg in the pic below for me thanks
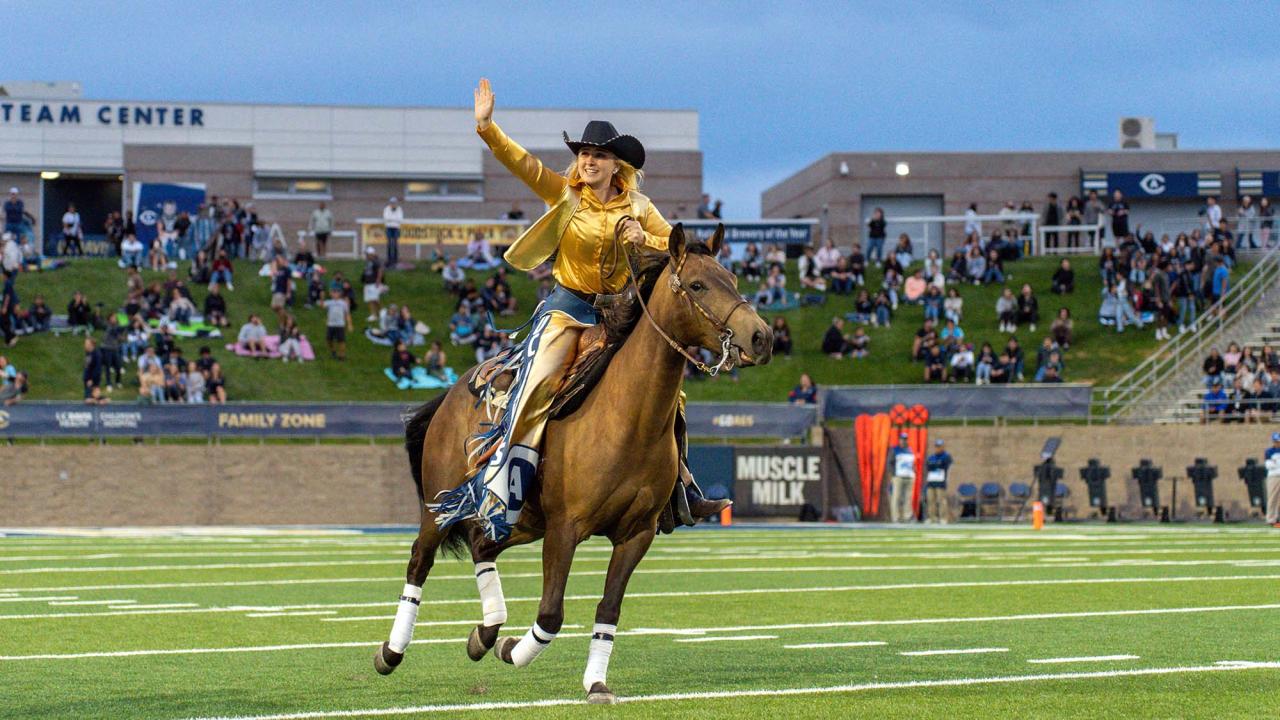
[582,528,656,704]
[373,517,441,675]
[465,526,509,661]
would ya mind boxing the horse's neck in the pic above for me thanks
[603,275,687,439]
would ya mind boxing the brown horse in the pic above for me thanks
[373,225,772,703]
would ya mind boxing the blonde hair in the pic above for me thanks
[563,155,643,192]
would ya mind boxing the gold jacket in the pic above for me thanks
[478,122,671,295]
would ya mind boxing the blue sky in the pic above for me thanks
[5,1,1277,217]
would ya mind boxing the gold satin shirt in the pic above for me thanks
[478,122,671,295]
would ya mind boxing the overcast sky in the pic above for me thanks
[5,1,1277,217]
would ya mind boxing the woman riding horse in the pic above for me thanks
[428,78,728,542]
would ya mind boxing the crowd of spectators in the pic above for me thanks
[1201,342,1280,422]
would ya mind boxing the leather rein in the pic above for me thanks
[612,217,749,377]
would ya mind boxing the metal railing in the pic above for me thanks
[877,212,1039,257]
[294,230,359,258]
[1098,242,1280,421]
[1035,220,1106,256]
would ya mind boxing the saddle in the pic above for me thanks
[465,287,643,419]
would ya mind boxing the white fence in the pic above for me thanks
[882,212,1038,257]
[293,230,359,259]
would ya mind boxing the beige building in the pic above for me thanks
[0,82,701,254]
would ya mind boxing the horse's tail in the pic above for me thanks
[403,391,468,559]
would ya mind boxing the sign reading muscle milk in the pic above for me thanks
[357,219,528,248]
[732,447,823,516]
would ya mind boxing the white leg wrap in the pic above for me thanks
[387,583,421,653]
[510,622,556,667]
[474,562,508,627]
[582,623,617,692]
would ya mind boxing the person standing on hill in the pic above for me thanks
[309,201,334,258]
[382,197,403,269]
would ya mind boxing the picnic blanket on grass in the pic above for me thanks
[384,366,458,390]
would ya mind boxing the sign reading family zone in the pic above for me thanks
[0,102,205,127]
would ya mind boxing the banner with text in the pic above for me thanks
[732,446,824,517]
[678,220,817,246]
[358,219,528,248]
[132,182,207,250]
[821,384,1093,420]
[683,402,817,438]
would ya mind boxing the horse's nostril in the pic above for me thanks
[752,330,767,355]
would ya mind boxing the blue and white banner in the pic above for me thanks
[684,402,817,438]
[678,220,817,246]
[821,384,1093,420]
[1081,171,1220,199]
[132,182,206,249]
[1236,171,1280,198]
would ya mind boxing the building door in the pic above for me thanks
[860,194,945,258]
[42,174,123,256]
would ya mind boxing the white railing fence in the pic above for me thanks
[294,230,359,259]
[880,212,1039,258]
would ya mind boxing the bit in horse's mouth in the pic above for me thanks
[731,346,754,368]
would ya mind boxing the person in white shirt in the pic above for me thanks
[237,314,269,356]
[963,203,982,239]
[120,234,144,269]
[814,239,842,275]
[1204,196,1222,235]
[308,201,334,258]
[61,204,83,256]
[382,197,404,270]
[1264,432,1280,526]
[1,232,21,279]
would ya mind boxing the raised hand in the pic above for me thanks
[474,78,494,131]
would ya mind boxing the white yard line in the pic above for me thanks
[1027,655,1140,664]
[0,596,78,603]
[109,603,198,610]
[47,599,135,606]
[901,648,1008,656]
[4,575,1280,622]
[9,557,1280,595]
[170,663,1280,719]
[244,611,338,618]
[3,604,1278,662]
[785,641,887,649]
[673,635,778,643]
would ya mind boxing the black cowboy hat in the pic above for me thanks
[563,120,646,170]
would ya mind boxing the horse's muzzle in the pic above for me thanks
[735,325,773,367]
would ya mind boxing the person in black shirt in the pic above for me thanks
[390,341,416,379]
[1043,192,1062,249]
[771,316,792,356]
[1108,189,1130,241]
[204,284,229,327]
[866,208,887,265]
[195,346,217,375]
[821,317,851,358]
[82,337,102,399]
[67,291,92,332]
[1051,258,1074,294]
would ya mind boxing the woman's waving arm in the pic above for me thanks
[474,78,566,204]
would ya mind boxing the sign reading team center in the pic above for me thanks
[0,102,205,127]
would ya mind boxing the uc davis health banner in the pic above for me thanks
[732,446,823,517]
[132,182,206,248]
[0,402,409,438]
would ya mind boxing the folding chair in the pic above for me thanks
[1006,482,1031,518]
[956,483,978,521]
[978,482,1004,521]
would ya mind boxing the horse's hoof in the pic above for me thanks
[467,624,499,662]
[373,642,403,675]
[493,636,517,665]
[586,682,617,705]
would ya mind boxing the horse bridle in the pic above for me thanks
[614,217,750,376]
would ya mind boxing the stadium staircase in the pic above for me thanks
[1098,245,1280,424]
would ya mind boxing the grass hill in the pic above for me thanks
[1,253,1180,403]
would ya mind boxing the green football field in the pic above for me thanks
[1,525,1278,719]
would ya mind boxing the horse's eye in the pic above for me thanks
[689,281,705,292]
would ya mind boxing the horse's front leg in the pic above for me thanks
[466,527,510,661]
[494,522,578,667]
[583,527,656,704]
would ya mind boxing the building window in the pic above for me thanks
[405,178,483,201]
[254,178,332,199]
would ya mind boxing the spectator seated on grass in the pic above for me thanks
[167,288,196,325]
[716,241,734,272]
[237,314,269,358]
[205,362,227,403]
[185,360,205,403]
[981,249,1005,285]
[442,259,465,294]
[739,242,763,282]
[912,318,938,362]
[457,233,497,270]
[964,246,986,285]
[920,284,943,322]
[821,317,852,358]
[975,342,996,384]
[1050,307,1073,350]
[390,340,417,380]
[989,352,1012,384]
[139,356,165,404]
[764,243,786,272]
[1016,284,1040,331]
[816,239,842,277]
[827,257,854,295]
[848,326,869,359]
[923,249,945,289]
[939,318,965,356]
[1034,338,1064,382]
[943,287,963,324]
[449,304,479,346]
[846,289,874,324]
[798,246,826,291]
[893,234,914,269]
[950,343,975,383]
[1051,258,1075,294]
[995,287,1017,333]
[292,242,317,279]
[903,269,927,305]
[771,316,792,357]
[481,275,518,317]
[0,368,27,405]
[788,373,817,405]
[204,284,229,328]
[753,265,788,307]
[422,341,449,382]
[872,289,893,328]
[278,315,305,362]
[27,294,50,332]
[924,345,946,382]
[1004,336,1026,381]
[119,233,144,270]
[210,250,234,291]
[67,291,92,334]
[847,244,866,286]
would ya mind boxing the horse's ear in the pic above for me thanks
[707,224,726,256]
[668,224,686,264]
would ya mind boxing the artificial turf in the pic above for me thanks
[0,525,1277,719]
[0,254,1209,403]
